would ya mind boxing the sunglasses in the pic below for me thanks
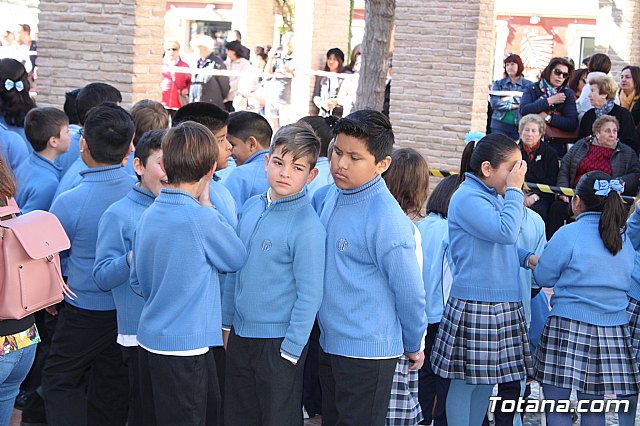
[552,68,569,79]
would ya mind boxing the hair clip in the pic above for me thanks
[593,179,624,196]
[4,79,24,92]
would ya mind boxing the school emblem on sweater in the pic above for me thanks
[261,239,272,251]
[337,238,348,252]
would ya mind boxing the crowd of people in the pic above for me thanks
[2,35,640,426]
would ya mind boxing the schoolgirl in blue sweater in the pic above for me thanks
[625,198,640,426]
[430,133,534,426]
[93,130,166,426]
[534,171,639,426]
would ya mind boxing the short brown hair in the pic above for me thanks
[24,107,69,152]
[503,53,524,77]
[130,99,169,147]
[382,147,429,219]
[592,115,619,135]
[270,123,321,169]
[589,74,618,101]
[161,121,218,184]
[587,53,612,74]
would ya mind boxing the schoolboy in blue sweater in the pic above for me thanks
[123,99,169,177]
[315,110,428,425]
[43,104,135,426]
[130,122,246,425]
[14,107,70,213]
[224,111,273,208]
[93,129,166,426]
[222,123,325,425]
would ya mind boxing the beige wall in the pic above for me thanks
[596,0,640,77]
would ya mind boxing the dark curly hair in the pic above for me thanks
[0,58,36,127]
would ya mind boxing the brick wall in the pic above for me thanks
[36,0,165,109]
[242,0,276,54]
[391,0,496,172]
[596,0,640,77]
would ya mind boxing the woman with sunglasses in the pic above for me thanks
[520,57,578,157]
[160,40,191,116]
[489,53,532,141]
[579,73,639,153]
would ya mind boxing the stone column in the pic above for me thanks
[391,0,496,171]
[596,0,640,75]
[232,0,277,54]
[36,0,166,109]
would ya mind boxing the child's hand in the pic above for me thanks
[405,350,425,370]
[528,254,539,270]
[198,177,212,207]
[506,160,527,189]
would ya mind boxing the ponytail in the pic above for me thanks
[457,141,475,185]
[599,191,626,255]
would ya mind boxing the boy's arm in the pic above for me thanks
[281,219,326,362]
[195,208,247,273]
[93,210,131,292]
[221,272,236,330]
[222,172,247,211]
[49,194,78,264]
[128,234,147,300]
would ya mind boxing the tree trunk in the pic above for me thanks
[354,0,395,112]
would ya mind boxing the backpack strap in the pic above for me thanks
[0,197,21,219]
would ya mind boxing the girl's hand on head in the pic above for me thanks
[506,160,527,189]
[560,195,570,203]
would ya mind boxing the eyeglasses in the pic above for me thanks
[553,68,569,79]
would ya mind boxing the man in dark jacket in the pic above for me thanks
[190,35,230,110]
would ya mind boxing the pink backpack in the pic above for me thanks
[0,198,75,319]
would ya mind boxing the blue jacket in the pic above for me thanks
[14,152,62,213]
[306,157,334,197]
[519,83,578,132]
[490,76,532,123]
[0,123,28,172]
[93,185,154,336]
[416,213,450,324]
[222,191,325,360]
[53,156,87,200]
[223,149,269,209]
[625,204,640,301]
[534,212,634,326]
[55,127,82,175]
[448,173,532,302]
[317,175,427,357]
[130,189,247,351]
[50,165,136,310]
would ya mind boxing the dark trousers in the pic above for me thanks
[302,321,322,417]
[319,348,398,426]
[143,348,221,426]
[528,197,553,222]
[211,346,226,423]
[486,380,523,426]
[42,303,129,426]
[121,346,156,426]
[225,330,307,426]
[418,323,449,426]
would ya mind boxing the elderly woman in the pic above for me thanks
[490,54,532,140]
[518,114,559,220]
[579,73,639,152]
[161,40,191,115]
[547,115,640,237]
[520,57,578,157]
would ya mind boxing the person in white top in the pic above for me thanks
[224,40,255,112]
[576,53,612,120]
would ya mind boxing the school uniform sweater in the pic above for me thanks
[49,165,136,310]
[317,175,427,357]
[306,157,334,197]
[623,204,640,301]
[54,127,82,175]
[0,124,28,172]
[1,115,28,152]
[222,191,325,360]
[416,213,450,324]
[93,185,154,336]
[223,149,269,209]
[130,189,247,351]
[448,173,532,303]
[517,208,547,326]
[210,176,238,227]
[534,212,634,326]
[53,156,87,200]
[14,152,62,213]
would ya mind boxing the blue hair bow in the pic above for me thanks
[465,131,485,145]
[4,79,24,92]
[593,179,624,196]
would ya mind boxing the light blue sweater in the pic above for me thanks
[417,213,450,324]
[50,165,136,310]
[130,189,247,351]
[626,204,640,301]
[317,175,427,357]
[93,185,154,336]
[14,152,62,213]
[306,157,334,197]
[222,191,325,360]
[517,208,546,326]
[0,124,28,172]
[534,212,634,326]
[448,173,532,302]
[53,156,87,200]
[210,176,238,227]
[55,127,82,175]
[1,115,28,152]
[223,149,269,209]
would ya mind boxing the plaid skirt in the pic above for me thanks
[430,297,533,385]
[386,355,423,426]
[534,315,640,395]
[628,296,640,366]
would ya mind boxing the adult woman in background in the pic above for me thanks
[489,54,532,140]
[313,48,346,117]
[619,65,640,126]
[160,40,191,116]
[567,68,588,100]
[547,115,640,238]
[224,40,254,112]
[576,53,612,119]
[579,73,639,152]
[0,157,39,426]
[520,57,578,158]
[518,114,559,221]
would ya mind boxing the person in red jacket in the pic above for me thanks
[161,40,191,116]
